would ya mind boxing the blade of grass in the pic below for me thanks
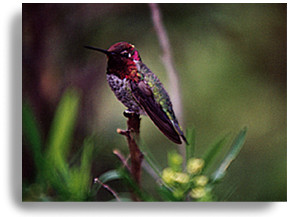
[186,127,196,161]
[80,138,95,172]
[211,127,247,183]
[141,151,162,178]
[91,168,154,201]
[99,169,123,183]
[91,169,123,196]
[139,141,162,178]
[201,133,230,173]
[67,138,95,201]
[44,88,80,197]
[109,197,132,202]
[158,185,179,201]
[45,88,80,174]
[119,169,155,201]
[23,102,44,172]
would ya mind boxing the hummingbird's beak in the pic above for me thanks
[84,46,112,56]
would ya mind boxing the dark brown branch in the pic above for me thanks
[117,112,144,185]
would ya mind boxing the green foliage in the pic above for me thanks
[23,88,96,201]
[23,88,247,201]
[202,133,230,173]
[210,127,247,183]
[90,128,248,202]
[139,141,163,177]
[160,153,210,201]
[91,169,123,197]
[23,103,44,174]
[186,127,196,162]
[45,88,80,177]
[154,127,247,201]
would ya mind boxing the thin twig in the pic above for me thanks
[142,161,160,181]
[113,149,131,172]
[149,3,186,161]
[94,178,120,202]
[149,3,183,125]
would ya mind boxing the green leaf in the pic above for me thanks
[142,152,162,179]
[139,141,162,178]
[109,197,132,202]
[80,138,95,172]
[158,185,179,201]
[91,169,123,197]
[22,102,44,172]
[202,133,230,172]
[67,138,95,201]
[186,127,196,161]
[45,88,80,175]
[119,169,155,201]
[211,127,247,183]
[91,168,154,201]
[43,88,80,198]
[99,169,123,183]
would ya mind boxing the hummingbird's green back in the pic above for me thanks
[139,63,185,140]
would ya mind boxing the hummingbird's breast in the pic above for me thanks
[106,73,144,115]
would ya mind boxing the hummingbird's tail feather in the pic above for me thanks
[144,104,182,144]
[172,121,189,145]
[181,134,189,145]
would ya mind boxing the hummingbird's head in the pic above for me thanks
[85,42,141,62]
[85,42,141,79]
[107,42,141,62]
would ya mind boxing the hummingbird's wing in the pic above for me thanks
[130,80,182,144]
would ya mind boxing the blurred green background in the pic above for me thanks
[22,3,286,201]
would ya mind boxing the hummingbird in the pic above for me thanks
[85,42,188,145]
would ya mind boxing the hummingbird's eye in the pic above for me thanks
[120,50,131,58]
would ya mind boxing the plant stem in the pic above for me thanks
[149,3,183,124]
[117,112,144,185]
[149,3,185,162]
[117,112,144,201]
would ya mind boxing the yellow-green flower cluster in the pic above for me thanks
[161,151,210,201]
[189,175,209,200]
[187,158,204,174]
[189,187,206,199]
[167,151,183,172]
[162,168,190,185]
[162,167,190,199]
[193,175,209,187]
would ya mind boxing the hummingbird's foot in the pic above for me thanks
[123,109,139,118]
